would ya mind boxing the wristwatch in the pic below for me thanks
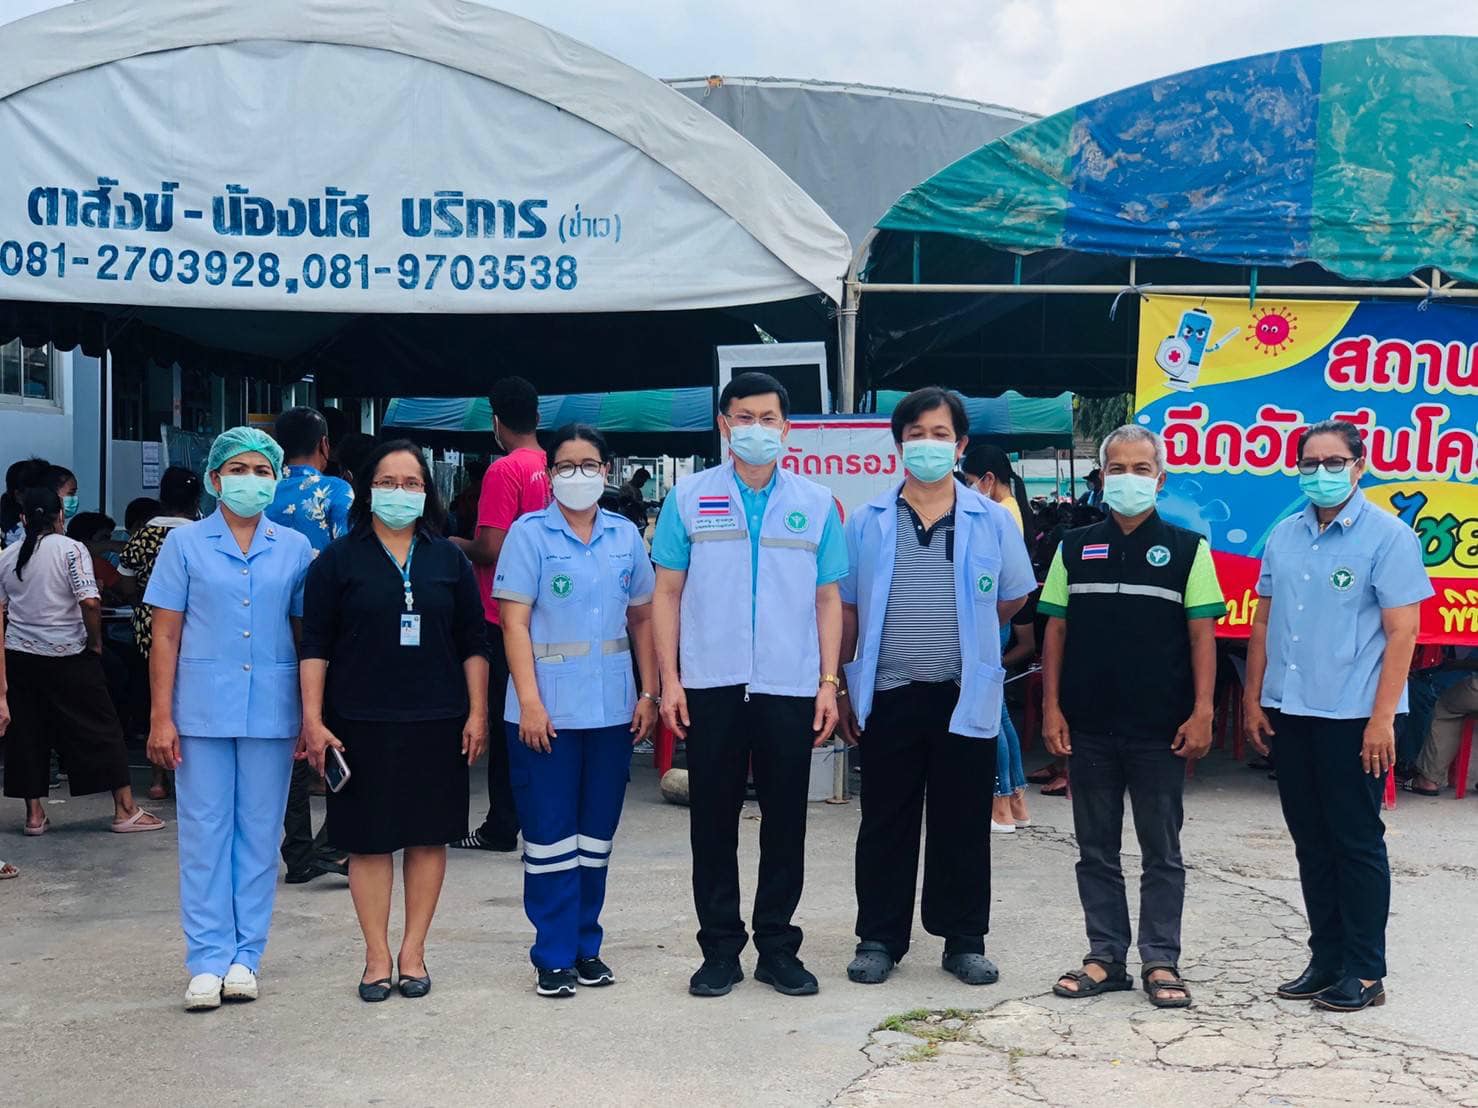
[639,691,662,706]
[819,674,841,689]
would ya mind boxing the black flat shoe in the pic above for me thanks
[755,952,819,996]
[358,968,393,1003]
[1275,962,1342,1000]
[1312,976,1385,1012]
[397,961,431,999]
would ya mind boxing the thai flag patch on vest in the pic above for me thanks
[1081,543,1110,560]
[698,495,731,516]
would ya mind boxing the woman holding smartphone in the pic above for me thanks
[145,427,313,1011]
[300,440,488,1002]
[493,424,659,997]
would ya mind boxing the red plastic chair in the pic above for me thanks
[654,721,676,776]
[1451,716,1476,800]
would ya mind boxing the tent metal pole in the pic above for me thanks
[857,282,1478,298]
[97,345,109,514]
[838,278,859,414]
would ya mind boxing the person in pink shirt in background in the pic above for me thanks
[451,377,552,853]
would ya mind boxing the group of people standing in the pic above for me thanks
[0,375,1423,1018]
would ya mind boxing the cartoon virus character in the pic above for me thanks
[1155,307,1240,392]
[1244,306,1298,356]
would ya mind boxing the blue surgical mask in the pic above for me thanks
[371,488,426,530]
[901,440,958,483]
[1102,473,1160,517]
[216,474,276,518]
[62,495,79,519]
[1299,467,1353,509]
[728,423,783,466]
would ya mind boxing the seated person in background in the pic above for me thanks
[125,498,161,537]
[66,512,133,606]
[1405,647,1478,796]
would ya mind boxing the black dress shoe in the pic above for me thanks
[1312,976,1385,1012]
[688,957,744,997]
[755,952,819,996]
[1275,963,1341,1000]
[398,961,431,999]
[284,867,324,885]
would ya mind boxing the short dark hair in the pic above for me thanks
[349,439,445,536]
[274,406,330,461]
[66,511,114,541]
[1297,418,1365,461]
[720,372,790,419]
[125,497,161,531]
[890,386,967,444]
[332,432,377,484]
[6,456,49,496]
[159,466,203,515]
[545,423,611,468]
[43,464,76,493]
[631,466,651,484]
[490,376,540,435]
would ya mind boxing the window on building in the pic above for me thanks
[0,341,57,405]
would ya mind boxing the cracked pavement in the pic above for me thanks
[838,788,1478,1107]
[3,755,1476,1105]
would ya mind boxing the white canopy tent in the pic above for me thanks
[0,0,854,505]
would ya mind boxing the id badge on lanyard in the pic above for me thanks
[380,536,420,648]
[400,612,422,647]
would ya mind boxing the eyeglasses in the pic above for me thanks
[1296,456,1356,475]
[725,413,784,429]
[371,477,426,492]
[552,460,603,479]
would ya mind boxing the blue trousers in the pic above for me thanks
[995,625,1026,797]
[507,723,633,971]
[174,735,296,977]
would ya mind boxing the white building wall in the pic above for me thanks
[0,346,75,486]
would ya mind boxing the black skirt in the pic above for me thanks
[325,715,469,854]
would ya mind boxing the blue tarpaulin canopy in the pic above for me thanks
[859,36,1478,399]
[385,386,1074,452]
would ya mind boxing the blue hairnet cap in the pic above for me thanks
[206,426,284,479]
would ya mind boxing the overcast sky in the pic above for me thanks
[4,0,1478,115]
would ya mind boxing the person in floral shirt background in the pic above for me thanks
[268,406,355,883]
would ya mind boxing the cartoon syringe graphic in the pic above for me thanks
[1154,306,1240,391]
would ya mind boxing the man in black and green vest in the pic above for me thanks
[1038,425,1226,1010]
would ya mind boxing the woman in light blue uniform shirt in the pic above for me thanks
[493,424,659,998]
[146,427,314,1012]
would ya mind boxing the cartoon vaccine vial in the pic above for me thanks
[1155,307,1214,391]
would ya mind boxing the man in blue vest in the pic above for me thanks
[652,371,847,998]
[838,387,1035,987]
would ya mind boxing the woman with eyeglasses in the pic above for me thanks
[1244,419,1431,1013]
[493,424,659,997]
[299,440,488,1002]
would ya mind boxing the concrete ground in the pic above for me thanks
[3,750,1478,1107]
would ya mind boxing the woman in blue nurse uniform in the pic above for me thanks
[494,424,660,998]
[145,427,313,1012]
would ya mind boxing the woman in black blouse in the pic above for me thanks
[300,440,489,1002]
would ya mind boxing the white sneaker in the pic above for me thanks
[222,964,259,1002]
[185,973,223,1011]
[990,820,1016,835]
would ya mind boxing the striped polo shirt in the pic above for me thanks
[875,498,960,691]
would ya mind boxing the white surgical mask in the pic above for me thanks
[552,471,605,511]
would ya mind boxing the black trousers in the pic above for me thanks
[1270,710,1389,980]
[1069,729,1186,968]
[2,650,131,799]
[686,685,814,960]
[476,624,520,844]
[854,682,995,961]
[281,758,335,873]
